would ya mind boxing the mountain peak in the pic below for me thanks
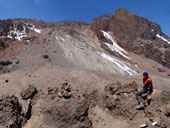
[116,8,128,14]
[115,8,132,17]
[90,8,170,69]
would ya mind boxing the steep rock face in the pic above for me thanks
[56,21,89,30]
[90,8,170,68]
[91,8,161,42]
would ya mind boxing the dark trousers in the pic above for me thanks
[136,85,152,104]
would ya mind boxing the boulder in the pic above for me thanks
[0,95,27,128]
[42,95,92,128]
[21,85,38,100]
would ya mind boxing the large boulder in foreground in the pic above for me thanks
[42,97,93,128]
[42,81,93,128]
[0,95,26,128]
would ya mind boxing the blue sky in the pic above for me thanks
[0,0,170,36]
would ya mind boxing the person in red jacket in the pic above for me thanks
[136,72,153,109]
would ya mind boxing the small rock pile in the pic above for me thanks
[103,81,139,120]
[43,80,93,128]
[48,80,72,99]
[58,80,72,99]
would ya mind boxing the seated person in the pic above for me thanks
[136,72,153,109]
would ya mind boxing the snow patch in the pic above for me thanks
[152,122,157,126]
[127,63,131,66]
[97,52,136,75]
[26,40,30,44]
[156,34,170,44]
[105,43,131,60]
[55,36,58,40]
[101,30,130,60]
[5,22,42,41]
[28,24,42,34]
[140,123,148,128]
[61,38,65,42]
[34,28,41,33]
[65,35,70,38]
[7,26,27,41]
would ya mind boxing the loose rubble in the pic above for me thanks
[48,80,72,99]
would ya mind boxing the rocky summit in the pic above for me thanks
[91,8,170,68]
[0,8,170,128]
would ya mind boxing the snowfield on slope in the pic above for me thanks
[7,26,27,40]
[6,23,42,41]
[97,52,136,75]
[101,30,130,60]
[156,34,170,44]
[28,24,42,33]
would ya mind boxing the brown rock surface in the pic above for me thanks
[90,8,170,68]
[0,95,26,128]
[21,85,38,100]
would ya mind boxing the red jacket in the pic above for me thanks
[143,77,153,89]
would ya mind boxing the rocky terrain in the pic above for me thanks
[0,8,170,128]
[91,8,170,68]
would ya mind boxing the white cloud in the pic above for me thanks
[34,0,41,4]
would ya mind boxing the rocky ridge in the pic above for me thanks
[90,8,170,68]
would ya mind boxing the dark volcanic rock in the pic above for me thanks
[0,60,13,74]
[0,19,29,38]
[0,39,8,50]
[21,85,38,100]
[0,59,20,75]
[0,60,12,66]
[0,19,14,37]
[0,95,27,128]
[42,54,49,59]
